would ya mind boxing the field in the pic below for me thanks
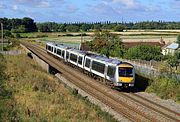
[0,53,117,121]
[19,30,180,44]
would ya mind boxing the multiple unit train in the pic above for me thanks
[46,42,135,87]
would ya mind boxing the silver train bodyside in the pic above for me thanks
[46,42,135,87]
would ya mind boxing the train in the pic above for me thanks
[46,42,135,87]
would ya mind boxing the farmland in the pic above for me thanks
[18,29,179,44]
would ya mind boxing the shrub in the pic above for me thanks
[15,33,21,38]
[124,44,162,61]
[146,78,180,102]
[176,34,180,46]
[113,24,126,32]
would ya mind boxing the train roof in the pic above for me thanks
[47,42,130,66]
[86,53,122,65]
[68,48,87,55]
[46,42,71,49]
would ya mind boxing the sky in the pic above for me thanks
[0,0,180,23]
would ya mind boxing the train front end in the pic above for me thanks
[115,63,135,87]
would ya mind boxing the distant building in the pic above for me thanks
[122,41,165,49]
[162,43,179,55]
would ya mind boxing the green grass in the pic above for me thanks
[0,53,117,122]
[146,77,180,103]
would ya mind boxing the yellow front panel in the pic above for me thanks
[119,77,134,83]
[119,64,133,68]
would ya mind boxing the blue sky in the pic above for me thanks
[0,0,180,22]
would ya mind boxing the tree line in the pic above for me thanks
[0,17,180,33]
[36,21,180,32]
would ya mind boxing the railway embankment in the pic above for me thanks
[0,47,117,121]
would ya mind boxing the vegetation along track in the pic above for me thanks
[21,42,180,122]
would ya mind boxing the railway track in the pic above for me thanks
[21,42,180,122]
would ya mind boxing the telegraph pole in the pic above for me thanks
[1,23,3,51]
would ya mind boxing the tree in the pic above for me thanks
[11,25,26,33]
[113,24,126,32]
[167,55,179,70]
[66,25,79,32]
[93,24,101,30]
[58,24,66,32]
[87,30,124,58]
[22,17,37,32]
[81,24,90,32]
[3,30,14,38]
[124,45,162,61]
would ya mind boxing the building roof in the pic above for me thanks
[166,43,179,50]
[122,41,165,49]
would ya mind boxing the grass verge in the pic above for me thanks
[0,54,117,122]
[146,77,180,103]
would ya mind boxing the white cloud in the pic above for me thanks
[36,1,50,8]
[14,0,51,8]
[112,0,135,8]
[102,0,136,8]
[12,5,18,10]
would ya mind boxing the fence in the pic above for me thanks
[0,50,21,55]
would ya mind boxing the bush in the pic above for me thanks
[15,33,21,38]
[0,30,14,38]
[0,54,6,81]
[146,78,180,102]
[124,44,162,61]
[113,24,126,32]
[176,34,180,46]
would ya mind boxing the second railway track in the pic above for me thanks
[21,42,180,122]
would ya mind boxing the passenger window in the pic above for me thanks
[66,52,69,59]
[78,56,83,65]
[85,58,90,68]
[107,66,115,77]
[92,61,105,74]
[70,53,77,62]
[57,49,61,56]
[54,48,57,53]
[48,46,51,51]
[62,50,65,57]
